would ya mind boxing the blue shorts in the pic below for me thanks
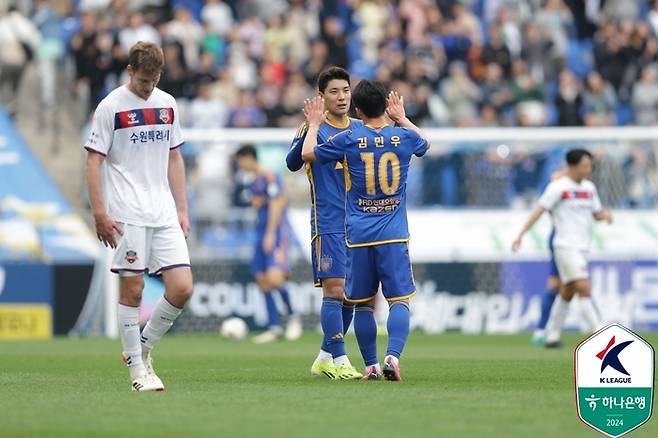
[251,234,291,275]
[345,242,416,303]
[311,233,347,287]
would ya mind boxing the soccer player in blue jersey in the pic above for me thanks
[286,67,363,380]
[235,145,302,343]
[301,81,429,381]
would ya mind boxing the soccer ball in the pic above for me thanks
[220,317,248,340]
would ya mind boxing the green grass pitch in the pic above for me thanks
[1,333,656,437]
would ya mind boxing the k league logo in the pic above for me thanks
[575,323,655,437]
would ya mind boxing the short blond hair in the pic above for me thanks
[128,41,164,75]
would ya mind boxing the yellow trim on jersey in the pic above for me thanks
[343,293,377,304]
[365,123,389,130]
[346,237,410,248]
[315,235,322,269]
[325,117,351,129]
[386,291,416,303]
[305,162,319,241]
[295,122,309,138]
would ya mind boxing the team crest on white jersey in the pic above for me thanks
[128,112,139,124]
[159,109,170,124]
[125,250,138,264]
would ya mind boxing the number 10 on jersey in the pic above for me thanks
[360,152,400,196]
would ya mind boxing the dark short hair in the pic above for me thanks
[317,67,351,93]
[128,41,164,75]
[352,80,387,118]
[235,144,257,159]
[566,148,593,166]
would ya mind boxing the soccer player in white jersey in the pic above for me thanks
[512,149,612,348]
[84,42,193,391]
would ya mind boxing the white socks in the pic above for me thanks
[333,355,350,367]
[140,296,183,351]
[579,297,601,332]
[316,349,332,363]
[546,296,570,344]
[117,303,145,380]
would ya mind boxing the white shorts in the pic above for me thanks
[110,223,190,276]
[554,247,589,284]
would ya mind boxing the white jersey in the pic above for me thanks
[84,85,184,227]
[538,176,602,251]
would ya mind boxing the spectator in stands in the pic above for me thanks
[31,0,64,111]
[16,0,658,141]
[186,78,228,129]
[166,6,205,71]
[201,0,234,38]
[158,41,189,98]
[440,61,482,126]
[0,6,40,117]
[510,61,546,126]
[535,0,573,64]
[480,62,512,115]
[118,11,160,54]
[227,89,266,127]
[624,145,658,208]
[481,24,512,77]
[632,65,658,126]
[583,71,617,126]
[555,68,584,126]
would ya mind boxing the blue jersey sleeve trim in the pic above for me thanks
[287,123,307,171]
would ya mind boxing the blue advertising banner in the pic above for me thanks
[0,263,53,304]
[500,259,658,333]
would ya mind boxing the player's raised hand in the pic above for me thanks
[385,90,406,124]
[94,212,123,248]
[303,96,327,127]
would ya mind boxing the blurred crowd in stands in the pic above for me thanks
[0,0,656,215]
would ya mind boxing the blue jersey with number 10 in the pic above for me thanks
[314,124,428,247]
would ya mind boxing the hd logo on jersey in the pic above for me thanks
[575,323,654,437]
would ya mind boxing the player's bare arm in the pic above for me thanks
[85,151,123,248]
[301,96,326,162]
[263,194,285,253]
[512,207,546,252]
[168,147,190,238]
[385,91,431,149]
[593,210,613,224]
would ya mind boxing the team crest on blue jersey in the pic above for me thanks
[125,250,138,264]
[320,256,333,271]
[159,108,170,124]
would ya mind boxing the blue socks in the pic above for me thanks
[537,287,558,330]
[320,297,345,358]
[263,291,281,329]
[342,303,354,334]
[354,303,378,366]
[386,301,410,359]
[278,287,295,316]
